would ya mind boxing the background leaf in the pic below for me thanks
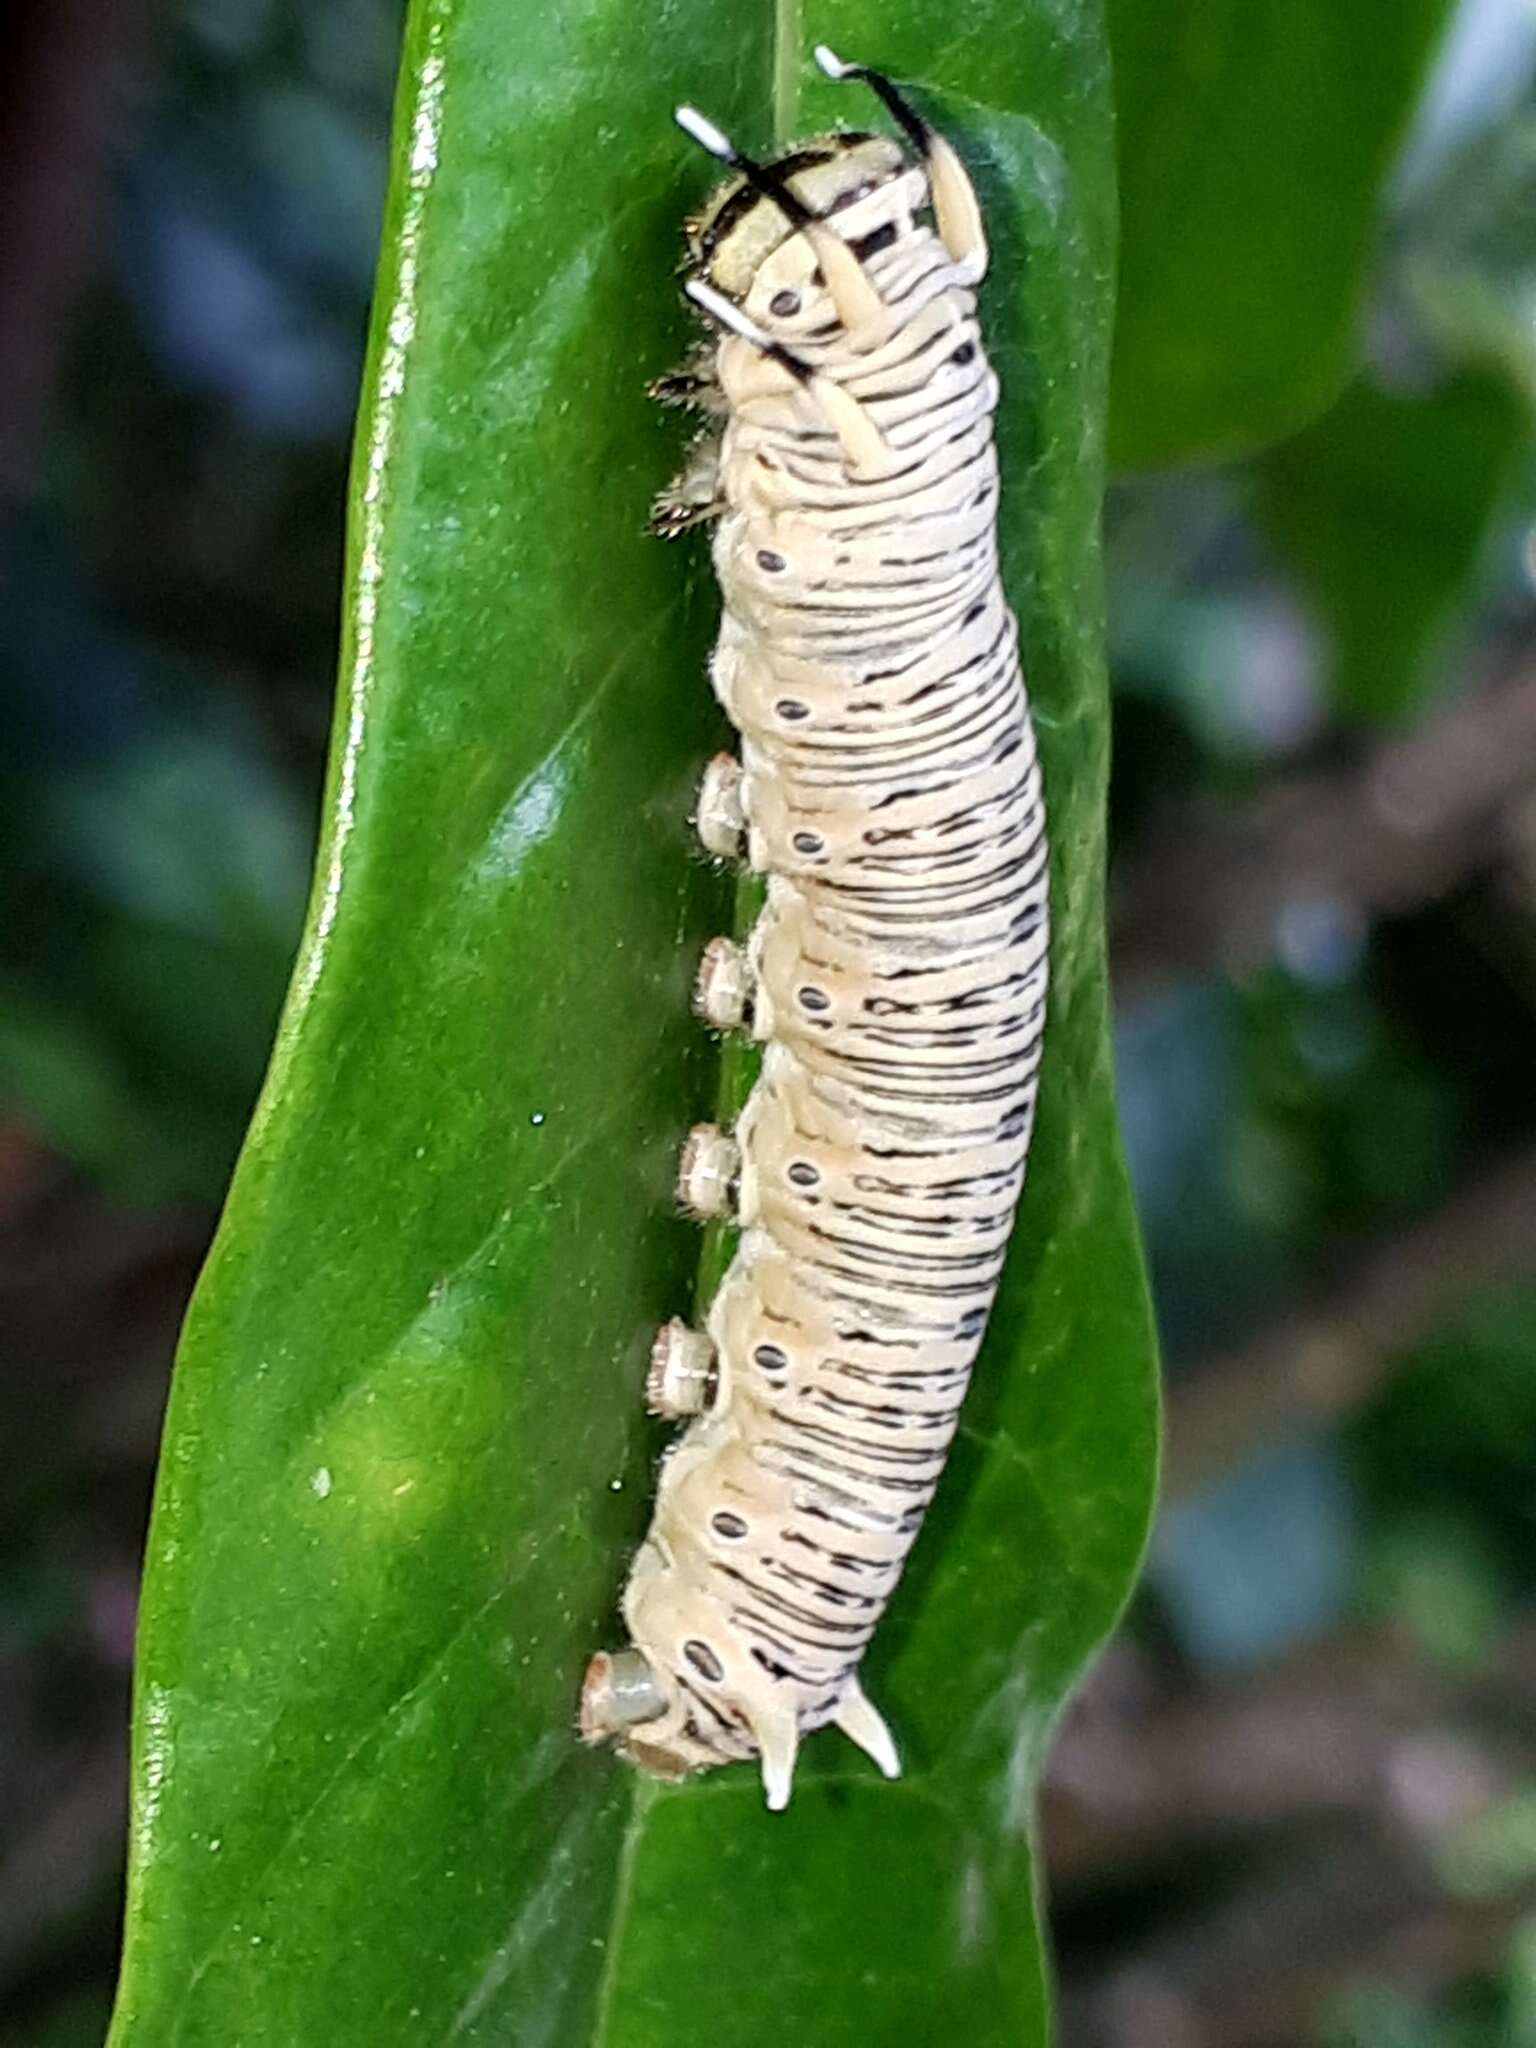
[1258,368,1529,723]
[108,0,1158,2041]
[1107,0,1457,470]
[1405,112,1536,408]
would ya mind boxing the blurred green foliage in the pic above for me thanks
[1107,0,1457,467]
[1259,369,1528,722]
[1407,112,1536,407]
[1323,1953,1536,2048]
[1355,1285,1536,1604]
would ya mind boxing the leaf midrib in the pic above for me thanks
[590,10,801,2030]
[774,0,801,146]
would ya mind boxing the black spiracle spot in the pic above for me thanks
[850,221,898,261]
[683,1639,725,1683]
[754,1343,789,1373]
[791,830,824,855]
[711,1511,749,1540]
[787,1160,820,1188]
[757,549,787,573]
[951,341,976,365]
[798,985,831,1013]
[775,699,810,722]
[769,289,801,318]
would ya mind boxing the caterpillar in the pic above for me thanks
[580,46,1048,1810]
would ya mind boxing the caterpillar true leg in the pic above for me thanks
[649,428,725,538]
[646,340,726,414]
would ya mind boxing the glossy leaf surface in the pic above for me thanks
[1259,369,1528,724]
[1107,0,1456,469]
[110,2,1158,2040]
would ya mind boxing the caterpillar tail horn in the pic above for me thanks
[754,1708,801,1812]
[834,1679,901,1779]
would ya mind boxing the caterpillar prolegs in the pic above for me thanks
[580,48,1049,1810]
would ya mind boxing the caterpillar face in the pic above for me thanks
[689,133,913,307]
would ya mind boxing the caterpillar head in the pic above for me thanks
[687,133,922,340]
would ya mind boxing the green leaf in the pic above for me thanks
[1257,368,1528,723]
[1404,113,1536,410]
[110,2,1158,2041]
[1107,0,1456,470]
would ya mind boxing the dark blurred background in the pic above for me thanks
[3,3,1535,2042]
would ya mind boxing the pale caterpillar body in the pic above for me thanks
[581,48,1048,1810]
